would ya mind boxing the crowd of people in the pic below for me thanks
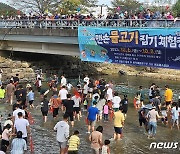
[0,71,127,154]
[135,83,180,139]
[0,8,178,21]
[0,70,179,154]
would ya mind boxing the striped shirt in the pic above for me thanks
[11,138,27,154]
[68,135,80,151]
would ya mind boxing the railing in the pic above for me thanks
[0,19,180,29]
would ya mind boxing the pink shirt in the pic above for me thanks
[2,129,9,141]
[103,105,109,114]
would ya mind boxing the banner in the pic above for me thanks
[78,27,180,69]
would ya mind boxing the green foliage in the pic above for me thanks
[80,0,98,7]
[10,0,58,15]
[172,0,180,17]
[59,0,98,14]
[111,0,142,13]
[10,0,98,15]
[0,2,17,16]
[58,0,81,14]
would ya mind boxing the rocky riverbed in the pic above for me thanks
[0,51,180,82]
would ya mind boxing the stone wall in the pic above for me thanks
[0,56,35,82]
[0,51,100,83]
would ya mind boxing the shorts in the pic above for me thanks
[21,100,26,106]
[114,127,122,134]
[61,100,67,106]
[139,118,147,126]
[29,100,34,105]
[73,107,80,114]
[88,88,93,93]
[65,112,74,121]
[172,119,179,125]
[58,141,67,149]
[122,109,128,114]
[88,120,96,127]
[98,110,103,116]
[166,101,171,106]
[1,139,9,147]
[68,151,78,154]
[42,111,48,116]
[7,94,13,100]
[53,108,59,117]
[136,100,140,105]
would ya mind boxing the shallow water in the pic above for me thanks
[1,75,180,154]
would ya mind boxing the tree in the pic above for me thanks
[58,0,81,14]
[172,0,180,17]
[111,0,142,13]
[0,2,17,16]
[9,0,98,15]
[10,0,60,15]
[81,0,98,7]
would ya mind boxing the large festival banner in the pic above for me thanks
[78,27,180,69]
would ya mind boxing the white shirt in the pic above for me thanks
[61,77,67,86]
[112,96,121,108]
[14,118,29,138]
[36,74,41,80]
[83,77,89,85]
[54,121,69,142]
[92,93,100,102]
[13,109,25,121]
[101,145,108,154]
[59,88,68,100]
[171,107,179,120]
[4,119,13,127]
[67,83,73,91]
[83,84,89,94]
[107,88,113,101]
[161,110,167,117]
[38,80,42,87]
[72,96,81,107]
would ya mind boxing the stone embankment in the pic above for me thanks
[88,63,180,81]
[0,54,99,82]
[1,53,180,82]
[0,56,35,82]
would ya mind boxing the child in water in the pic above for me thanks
[161,103,168,125]
[103,102,109,121]
[101,140,110,154]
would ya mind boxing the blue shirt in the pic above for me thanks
[88,106,99,121]
[27,91,34,101]
[11,138,27,154]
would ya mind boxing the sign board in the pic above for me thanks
[78,27,180,69]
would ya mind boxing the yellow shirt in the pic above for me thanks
[114,111,125,127]
[0,89,5,99]
[68,135,80,151]
[164,88,173,102]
